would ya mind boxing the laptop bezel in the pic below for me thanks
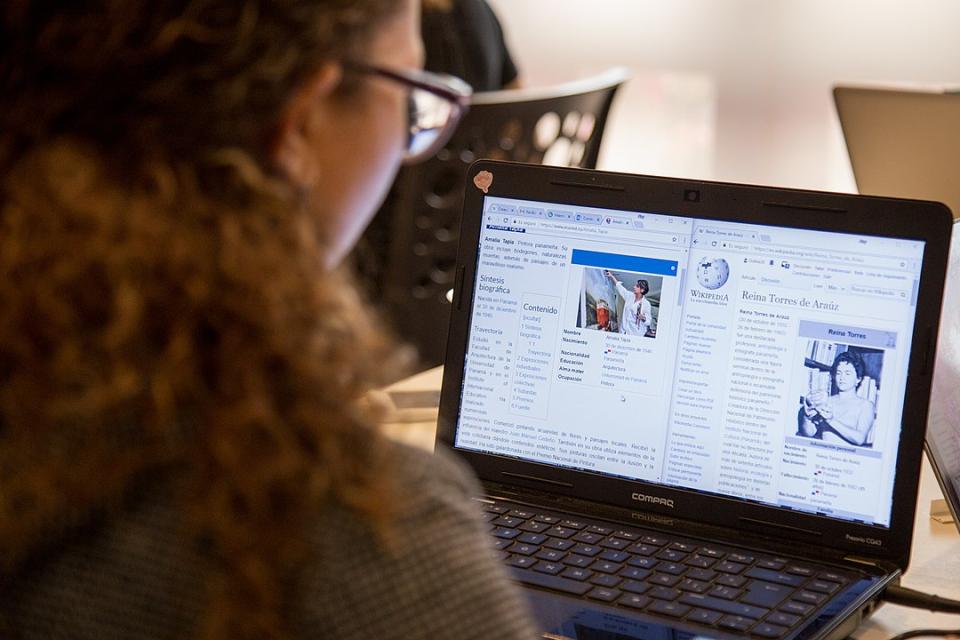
[437,160,952,571]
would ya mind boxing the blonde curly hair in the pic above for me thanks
[0,0,410,637]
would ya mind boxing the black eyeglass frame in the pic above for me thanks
[342,61,473,163]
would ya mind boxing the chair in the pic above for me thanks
[359,68,630,370]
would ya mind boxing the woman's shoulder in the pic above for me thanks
[295,440,536,639]
[304,440,488,552]
[828,393,874,410]
[390,437,484,497]
[4,477,204,638]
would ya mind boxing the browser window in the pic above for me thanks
[454,196,924,527]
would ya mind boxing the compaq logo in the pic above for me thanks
[631,492,675,508]
[845,533,882,546]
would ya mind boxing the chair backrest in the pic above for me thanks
[375,68,629,369]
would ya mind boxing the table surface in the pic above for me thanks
[380,365,960,639]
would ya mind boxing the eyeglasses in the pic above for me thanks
[343,62,472,164]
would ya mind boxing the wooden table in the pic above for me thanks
[380,366,960,639]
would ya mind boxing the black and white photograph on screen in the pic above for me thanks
[795,339,884,448]
[576,267,662,338]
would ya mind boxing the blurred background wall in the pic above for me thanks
[487,0,960,191]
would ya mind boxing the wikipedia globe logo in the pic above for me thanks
[696,257,730,290]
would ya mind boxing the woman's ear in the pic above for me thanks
[271,61,343,184]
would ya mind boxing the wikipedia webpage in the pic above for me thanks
[454,196,923,526]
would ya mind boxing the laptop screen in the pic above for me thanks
[452,196,926,529]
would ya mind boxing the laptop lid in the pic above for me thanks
[833,85,960,219]
[437,161,952,571]
[926,220,960,531]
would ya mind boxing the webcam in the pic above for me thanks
[684,189,701,202]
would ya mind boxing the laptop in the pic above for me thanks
[833,85,960,219]
[436,160,953,640]
[923,220,960,531]
[834,87,960,530]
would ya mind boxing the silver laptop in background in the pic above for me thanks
[835,86,960,532]
[924,220,960,532]
[833,85,960,219]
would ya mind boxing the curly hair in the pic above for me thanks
[0,1,409,638]
[832,350,865,382]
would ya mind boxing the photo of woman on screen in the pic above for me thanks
[605,270,652,337]
[799,350,877,447]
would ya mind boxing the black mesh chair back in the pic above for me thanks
[371,68,629,369]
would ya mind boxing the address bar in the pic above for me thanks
[726,242,908,271]
[527,219,612,236]
[523,218,688,249]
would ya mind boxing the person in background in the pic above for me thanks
[421,0,520,92]
[353,0,520,304]
[0,1,535,638]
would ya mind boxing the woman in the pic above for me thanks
[800,350,876,447]
[605,270,652,337]
[0,1,535,638]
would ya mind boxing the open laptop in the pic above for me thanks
[924,220,960,531]
[436,161,953,640]
[833,85,960,218]
[835,87,960,531]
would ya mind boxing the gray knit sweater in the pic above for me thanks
[3,443,538,639]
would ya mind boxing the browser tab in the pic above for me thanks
[603,216,632,228]
[697,226,751,239]
[575,212,603,225]
[488,203,517,215]
[518,205,545,218]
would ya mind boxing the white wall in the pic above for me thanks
[487,0,960,191]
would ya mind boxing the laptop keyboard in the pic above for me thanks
[481,501,853,638]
